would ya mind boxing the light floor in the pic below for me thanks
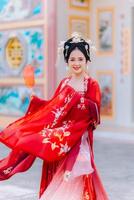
[0,130,134,200]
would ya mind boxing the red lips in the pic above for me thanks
[73,65,81,70]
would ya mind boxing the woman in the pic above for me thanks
[0,33,108,200]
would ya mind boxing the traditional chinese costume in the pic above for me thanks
[0,76,109,200]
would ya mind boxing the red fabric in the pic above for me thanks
[0,77,109,200]
[0,150,35,180]
[39,160,60,197]
[0,86,90,161]
[82,175,96,200]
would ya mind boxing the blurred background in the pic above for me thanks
[0,0,134,131]
[0,0,134,200]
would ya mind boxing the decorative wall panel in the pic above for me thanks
[0,85,44,116]
[0,0,43,22]
[0,27,45,77]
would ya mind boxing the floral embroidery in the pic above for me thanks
[59,142,71,154]
[51,142,59,150]
[59,142,71,155]
[59,78,70,91]
[3,167,13,175]
[77,77,88,110]
[83,191,90,200]
[62,120,73,129]
[77,103,86,110]
[40,127,71,155]
[84,78,88,92]
[52,108,64,118]
[51,93,74,127]
[51,107,65,127]
[64,94,73,104]
[77,94,86,110]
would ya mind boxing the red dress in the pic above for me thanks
[0,76,109,200]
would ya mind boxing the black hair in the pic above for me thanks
[63,37,91,63]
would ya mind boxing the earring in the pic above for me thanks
[66,66,69,71]
[85,65,89,75]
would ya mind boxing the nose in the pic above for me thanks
[74,60,80,65]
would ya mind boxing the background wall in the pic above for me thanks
[92,0,133,128]
[56,0,134,129]
[0,0,134,129]
[56,0,91,83]
[0,0,57,128]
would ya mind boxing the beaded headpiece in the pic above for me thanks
[58,32,96,61]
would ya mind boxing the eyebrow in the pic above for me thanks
[69,56,84,59]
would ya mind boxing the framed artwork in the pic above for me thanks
[96,7,115,55]
[0,0,43,22]
[96,70,115,119]
[69,15,90,39]
[69,0,90,11]
[0,84,44,117]
[0,27,45,77]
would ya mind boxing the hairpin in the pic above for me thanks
[57,40,66,54]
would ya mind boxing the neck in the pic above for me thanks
[72,72,87,80]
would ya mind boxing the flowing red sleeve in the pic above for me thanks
[52,78,66,97]
[25,78,66,115]
[87,78,101,129]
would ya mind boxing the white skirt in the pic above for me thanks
[39,131,93,200]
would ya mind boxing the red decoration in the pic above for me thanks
[23,65,35,88]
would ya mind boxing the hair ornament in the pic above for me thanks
[56,32,96,65]
[71,32,81,38]
[87,39,92,45]
[71,32,97,52]
[90,45,97,52]
[65,45,69,57]
[71,32,82,43]
[56,40,65,68]
[86,39,97,52]
[57,40,66,54]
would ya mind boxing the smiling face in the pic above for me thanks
[67,48,88,76]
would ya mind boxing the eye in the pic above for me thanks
[78,57,84,61]
[69,58,75,61]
